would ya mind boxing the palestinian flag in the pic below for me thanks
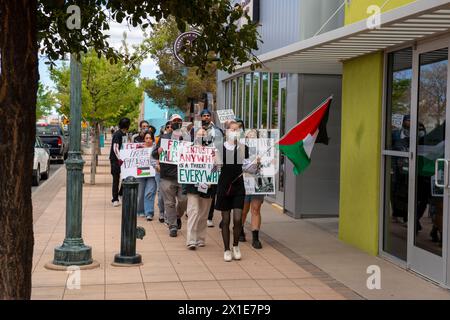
[137,167,151,177]
[277,96,332,175]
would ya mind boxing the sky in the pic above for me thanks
[39,21,159,90]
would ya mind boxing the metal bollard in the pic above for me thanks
[113,176,145,265]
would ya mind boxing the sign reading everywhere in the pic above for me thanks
[177,144,219,184]
[120,146,156,179]
[159,139,192,164]
[173,31,201,65]
[216,109,236,124]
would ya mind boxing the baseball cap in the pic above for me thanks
[169,114,183,121]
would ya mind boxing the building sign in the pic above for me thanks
[216,109,236,123]
[173,31,201,65]
[120,146,156,179]
[177,144,219,184]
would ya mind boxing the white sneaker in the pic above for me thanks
[232,246,241,260]
[112,201,120,207]
[224,250,232,262]
[207,220,214,228]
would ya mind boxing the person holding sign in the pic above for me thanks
[215,121,253,262]
[109,118,130,207]
[152,114,188,238]
[136,131,158,221]
[199,109,224,228]
[184,128,218,249]
[241,129,264,249]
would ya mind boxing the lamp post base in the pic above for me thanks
[113,253,142,265]
[53,242,93,266]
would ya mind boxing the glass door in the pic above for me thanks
[408,38,449,285]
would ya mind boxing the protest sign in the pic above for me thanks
[216,109,235,123]
[243,136,276,195]
[177,144,219,184]
[159,139,191,164]
[120,145,156,179]
[123,142,144,150]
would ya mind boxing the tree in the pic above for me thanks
[139,17,217,112]
[50,49,143,184]
[36,82,57,119]
[0,0,260,299]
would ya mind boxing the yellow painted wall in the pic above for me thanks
[339,52,384,255]
[339,0,415,255]
[345,0,417,25]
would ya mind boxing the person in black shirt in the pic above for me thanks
[215,121,254,262]
[109,118,130,206]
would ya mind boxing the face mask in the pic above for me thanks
[228,131,240,141]
[171,122,181,131]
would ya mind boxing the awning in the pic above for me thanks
[235,0,450,75]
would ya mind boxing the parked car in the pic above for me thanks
[36,123,69,163]
[33,137,50,186]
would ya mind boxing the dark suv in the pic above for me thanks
[36,123,69,163]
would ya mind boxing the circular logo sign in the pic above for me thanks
[173,31,201,65]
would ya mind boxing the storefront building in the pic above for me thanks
[217,0,345,219]
[218,0,450,287]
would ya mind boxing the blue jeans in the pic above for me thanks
[155,173,165,219]
[137,177,157,217]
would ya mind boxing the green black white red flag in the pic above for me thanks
[277,96,332,175]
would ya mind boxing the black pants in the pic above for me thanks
[208,196,216,220]
[111,161,123,202]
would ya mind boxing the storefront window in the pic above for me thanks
[385,48,413,151]
[232,79,237,114]
[383,48,412,261]
[271,73,279,129]
[244,73,251,128]
[252,72,260,128]
[261,73,269,129]
[238,76,244,120]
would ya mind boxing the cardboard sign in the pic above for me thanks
[120,146,156,179]
[243,136,276,195]
[216,109,236,124]
[159,139,192,164]
[177,144,219,184]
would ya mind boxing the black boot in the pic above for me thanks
[252,230,262,249]
[239,226,246,242]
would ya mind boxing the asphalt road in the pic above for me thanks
[31,163,64,193]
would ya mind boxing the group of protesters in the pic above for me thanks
[109,109,265,262]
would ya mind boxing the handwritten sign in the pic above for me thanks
[120,146,156,179]
[216,109,236,124]
[159,139,192,164]
[243,136,276,195]
[123,142,145,150]
[177,144,219,184]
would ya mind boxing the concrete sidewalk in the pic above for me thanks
[258,204,450,300]
[31,149,353,300]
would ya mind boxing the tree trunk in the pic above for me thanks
[0,0,37,299]
[90,122,97,184]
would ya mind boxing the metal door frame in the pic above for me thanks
[408,36,450,286]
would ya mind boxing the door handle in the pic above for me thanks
[434,158,449,188]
